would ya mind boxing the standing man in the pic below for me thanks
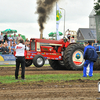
[15,39,26,80]
[83,40,98,77]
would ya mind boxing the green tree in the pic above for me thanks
[94,0,100,15]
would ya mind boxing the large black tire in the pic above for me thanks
[49,60,66,70]
[63,44,84,70]
[93,57,100,70]
[33,55,45,68]
[25,60,32,67]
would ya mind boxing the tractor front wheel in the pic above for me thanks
[33,55,45,68]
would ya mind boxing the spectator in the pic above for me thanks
[25,44,30,50]
[0,43,3,52]
[11,43,16,54]
[1,39,4,44]
[4,33,8,42]
[8,34,13,46]
[0,32,3,44]
[13,33,17,42]
[1,43,11,54]
[10,41,13,47]
[25,38,29,46]
[17,34,22,44]
[4,40,8,45]
[12,39,17,44]
[84,41,88,47]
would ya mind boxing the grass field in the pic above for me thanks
[0,73,100,84]
[0,64,50,67]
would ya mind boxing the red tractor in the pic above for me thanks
[25,38,85,70]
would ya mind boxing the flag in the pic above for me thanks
[56,3,62,40]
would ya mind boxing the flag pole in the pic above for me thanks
[56,2,57,40]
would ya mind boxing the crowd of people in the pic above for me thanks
[0,32,30,54]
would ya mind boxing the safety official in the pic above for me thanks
[15,39,27,80]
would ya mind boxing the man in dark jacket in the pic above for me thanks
[83,41,98,77]
[4,33,8,42]
[1,43,10,54]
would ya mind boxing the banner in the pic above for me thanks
[0,54,15,61]
[56,3,62,40]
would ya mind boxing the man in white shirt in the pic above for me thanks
[15,39,27,80]
[71,36,75,43]
[8,34,13,46]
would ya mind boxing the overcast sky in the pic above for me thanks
[0,0,94,39]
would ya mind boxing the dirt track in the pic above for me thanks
[0,66,100,100]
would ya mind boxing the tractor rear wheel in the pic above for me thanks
[25,60,32,67]
[49,60,66,70]
[63,44,84,70]
[93,59,100,70]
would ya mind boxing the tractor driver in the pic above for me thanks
[67,33,71,42]
[64,33,71,48]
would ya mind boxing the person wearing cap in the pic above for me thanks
[83,40,98,77]
[15,39,27,80]
[16,34,22,44]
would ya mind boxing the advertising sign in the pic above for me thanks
[0,54,15,61]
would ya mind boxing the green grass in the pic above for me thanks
[0,73,100,84]
[0,65,16,67]
[0,64,50,67]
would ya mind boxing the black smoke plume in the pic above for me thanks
[36,0,59,31]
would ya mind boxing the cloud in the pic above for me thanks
[0,0,94,40]
[50,0,93,21]
[0,0,38,23]
[0,0,94,23]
